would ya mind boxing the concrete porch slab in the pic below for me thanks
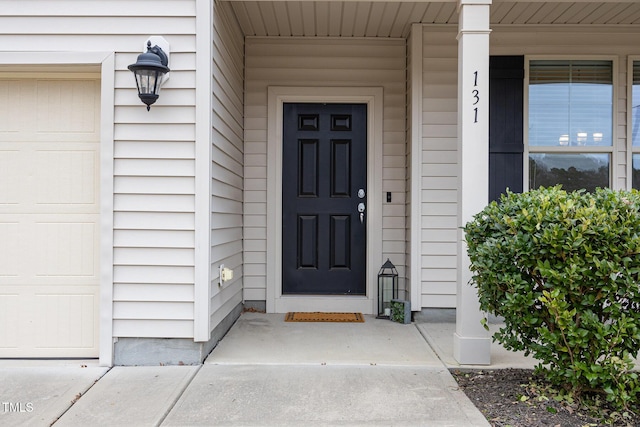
[415,309,640,369]
[205,312,442,367]
[417,322,539,369]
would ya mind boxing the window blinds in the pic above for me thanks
[632,61,640,147]
[530,60,612,85]
[528,60,613,148]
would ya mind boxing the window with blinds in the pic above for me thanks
[632,62,640,147]
[631,61,640,189]
[528,60,613,192]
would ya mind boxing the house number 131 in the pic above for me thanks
[472,71,479,123]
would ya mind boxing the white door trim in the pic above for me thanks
[266,86,383,314]
[0,51,115,366]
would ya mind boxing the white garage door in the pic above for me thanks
[0,75,100,357]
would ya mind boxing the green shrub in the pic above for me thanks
[464,186,640,411]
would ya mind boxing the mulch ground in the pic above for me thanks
[451,368,640,427]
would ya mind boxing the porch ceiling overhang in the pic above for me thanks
[228,1,640,38]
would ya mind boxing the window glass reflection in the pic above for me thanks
[529,153,610,192]
[529,60,612,147]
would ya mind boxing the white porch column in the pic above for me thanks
[454,0,491,365]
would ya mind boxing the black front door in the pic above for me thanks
[282,103,367,295]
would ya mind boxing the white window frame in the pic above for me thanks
[524,56,618,191]
[628,56,640,190]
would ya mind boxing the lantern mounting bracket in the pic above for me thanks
[144,36,170,83]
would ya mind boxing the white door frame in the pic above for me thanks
[0,51,115,366]
[266,86,384,314]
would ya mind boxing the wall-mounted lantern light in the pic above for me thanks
[377,258,398,319]
[128,38,170,111]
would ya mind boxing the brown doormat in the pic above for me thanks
[284,312,365,323]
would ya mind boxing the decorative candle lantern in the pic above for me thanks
[377,259,398,318]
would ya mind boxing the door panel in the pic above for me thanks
[298,215,318,268]
[282,103,366,295]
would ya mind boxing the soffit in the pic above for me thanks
[228,1,640,37]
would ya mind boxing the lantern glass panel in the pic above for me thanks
[383,277,393,313]
[135,70,162,95]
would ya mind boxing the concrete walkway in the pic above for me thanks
[0,311,532,427]
[0,361,109,427]
[163,313,488,426]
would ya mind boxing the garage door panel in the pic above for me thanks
[0,79,98,142]
[35,292,97,350]
[1,145,99,213]
[36,149,98,206]
[1,146,37,208]
[0,76,100,358]
[0,150,20,204]
[0,287,97,357]
[0,217,99,285]
[0,80,30,134]
[0,222,20,277]
[36,80,97,134]
[0,294,19,348]
[35,221,98,278]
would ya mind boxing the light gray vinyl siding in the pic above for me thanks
[420,26,458,308]
[113,2,197,337]
[418,25,640,308]
[210,0,245,329]
[244,37,407,301]
[0,1,199,338]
